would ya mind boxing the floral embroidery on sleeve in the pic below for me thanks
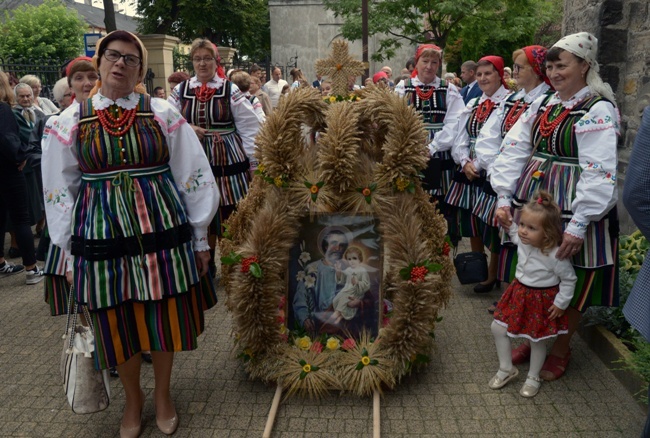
[569,218,588,230]
[44,188,70,212]
[584,162,616,184]
[179,169,215,193]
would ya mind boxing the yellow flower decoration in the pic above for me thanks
[279,324,287,334]
[361,356,371,366]
[273,175,283,187]
[395,177,409,191]
[295,336,312,351]
[302,364,312,373]
[329,96,337,103]
[244,348,253,358]
[257,163,266,173]
[326,337,340,350]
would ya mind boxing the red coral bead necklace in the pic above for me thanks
[503,100,528,132]
[96,107,137,137]
[538,104,572,138]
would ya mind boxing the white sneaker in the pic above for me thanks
[0,262,25,277]
[25,266,44,284]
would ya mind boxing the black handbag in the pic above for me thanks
[453,251,488,285]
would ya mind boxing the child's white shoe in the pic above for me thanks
[520,375,542,397]
[488,366,518,389]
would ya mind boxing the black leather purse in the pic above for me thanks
[453,251,488,285]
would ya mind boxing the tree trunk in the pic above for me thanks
[103,0,117,33]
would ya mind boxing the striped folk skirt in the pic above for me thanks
[204,130,251,208]
[44,239,72,316]
[90,275,217,369]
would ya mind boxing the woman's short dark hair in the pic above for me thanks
[546,46,585,64]
[98,31,143,63]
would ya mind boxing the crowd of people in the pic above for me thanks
[0,27,648,436]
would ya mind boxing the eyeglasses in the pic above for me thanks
[103,48,142,67]
[513,63,527,73]
[192,57,215,64]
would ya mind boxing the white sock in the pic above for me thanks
[491,320,513,373]
[527,339,546,387]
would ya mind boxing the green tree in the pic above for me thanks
[136,0,270,61]
[323,0,562,63]
[0,0,86,61]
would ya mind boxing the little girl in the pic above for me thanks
[490,190,577,397]
[328,246,370,326]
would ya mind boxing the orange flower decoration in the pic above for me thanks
[336,64,343,70]
[362,188,371,197]
[310,185,319,194]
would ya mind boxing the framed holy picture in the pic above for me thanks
[287,214,382,338]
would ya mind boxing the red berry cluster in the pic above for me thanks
[442,242,451,256]
[410,265,428,283]
[241,255,259,273]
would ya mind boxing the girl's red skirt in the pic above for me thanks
[494,278,568,341]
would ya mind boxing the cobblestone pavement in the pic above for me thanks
[0,243,647,437]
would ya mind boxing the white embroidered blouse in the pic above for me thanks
[474,82,551,175]
[41,92,220,268]
[394,76,465,156]
[490,86,620,239]
[167,74,262,161]
[451,85,510,168]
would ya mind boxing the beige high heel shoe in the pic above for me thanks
[154,399,179,435]
[120,390,145,438]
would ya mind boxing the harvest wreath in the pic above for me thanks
[220,41,453,400]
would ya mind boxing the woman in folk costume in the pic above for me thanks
[473,46,554,310]
[445,56,511,293]
[491,32,620,381]
[394,44,465,226]
[168,38,261,274]
[43,56,98,316]
[42,30,219,437]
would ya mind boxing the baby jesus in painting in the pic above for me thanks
[326,246,370,326]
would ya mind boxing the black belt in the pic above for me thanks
[71,223,192,261]
[210,159,250,177]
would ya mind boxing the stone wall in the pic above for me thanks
[564,0,650,233]
[268,0,415,86]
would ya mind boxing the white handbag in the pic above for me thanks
[60,287,111,414]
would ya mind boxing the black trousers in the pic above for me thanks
[0,164,36,266]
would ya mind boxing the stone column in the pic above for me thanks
[217,46,237,70]
[139,34,181,96]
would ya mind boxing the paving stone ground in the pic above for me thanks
[0,239,647,437]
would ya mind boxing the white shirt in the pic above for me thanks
[475,82,551,175]
[264,78,289,108]
[451,85,510,168]
[490,86,620,239]
[506,223,577,310]
[395,76,464,156]
[42,92,220,266]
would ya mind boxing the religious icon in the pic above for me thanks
[288,214,382,338]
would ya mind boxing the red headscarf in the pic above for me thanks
[478,55,507,87]
[372,71,388,84]
[211,43,226,79]
[522,45,551,86]
[66,56,93,77]
[411,43,442,78]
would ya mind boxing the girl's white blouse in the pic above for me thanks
[507,223,577,310]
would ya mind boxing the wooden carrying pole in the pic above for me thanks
[373,390,380,438]
[263,385,283,438]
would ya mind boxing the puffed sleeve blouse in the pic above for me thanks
[42,93,219,265]
[490,86,620,239]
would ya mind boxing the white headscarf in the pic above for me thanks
[552,32,616,105]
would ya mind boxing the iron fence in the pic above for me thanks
[0,57,67,102]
